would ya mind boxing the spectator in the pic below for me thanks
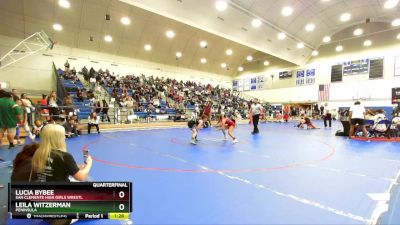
[15,98,36,143]
[320,104,325,116]
[11,89,18,102]
[101,99,110,122]
[349,101,368,138]
[32,119,43,137]
[372,109,388,133]
[89,76,96,91]
[47,90,59,116]
[63,118,79,138]
[63,93,74,116]
[323,103,332,128]
[88,112,100,134]
[11,143,40,182]
[64,60,70,72]
[0,90,23,149]
[20,93,34,125]
[76,89,84,102]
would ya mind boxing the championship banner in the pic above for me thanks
[232,80,238,91]
[306,69,315,85]
[250,78,257,90]
[233,75,267,91]
[257,75,265,90]
[296,70,305,86]
[243,78,250,91]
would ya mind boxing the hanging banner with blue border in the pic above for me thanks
[233,75,267,91]
[296,70,305,86]
[306,69,315,85]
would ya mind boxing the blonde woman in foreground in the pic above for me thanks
[32,124,92,182]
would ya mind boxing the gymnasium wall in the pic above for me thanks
[0,34,232,97]
[237,41,400,109]
[51,45,232,88]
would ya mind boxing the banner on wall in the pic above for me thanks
[279,71,293,79]
[296,69,315,86]
[342,58,369,76]
[243,78,250,91]
[232,80,238,91]
[296,70,305,86]
[233,75,267,92]
[395,56,400,76]
[306,69,315,85]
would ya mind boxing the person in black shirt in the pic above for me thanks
[32,124,92,182]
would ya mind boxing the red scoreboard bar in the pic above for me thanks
[8,182,132,220]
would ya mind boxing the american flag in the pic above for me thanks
[318,84,330,102]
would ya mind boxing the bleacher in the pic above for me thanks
[61,75,91,120]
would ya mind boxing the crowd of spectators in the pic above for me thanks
[80,65,251,120]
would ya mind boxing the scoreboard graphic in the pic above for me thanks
[9,182,132,220]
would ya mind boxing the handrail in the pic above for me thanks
[52,63,67,106]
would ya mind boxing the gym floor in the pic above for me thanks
[1,121,400,225]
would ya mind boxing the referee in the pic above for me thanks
[249,98,263,134]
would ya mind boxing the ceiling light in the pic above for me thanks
[363,40,372,46]
[281,6,293,16]
[321,0,330,2]
[312,50,319,56]
[340,13,351,22]
[277,32,286,40]
[215,0,228,11]
[201,58,207,64]
[238,67,244,72]
[305,23,315,32]
[322,36,331,43]
[121,17,130,25]
[226,49,233,55]
[384,0,399,9]
[297,42,305,49]
[353,28,363,36]
[104,35,112,42]
[336,45,343,52]
[221,63,227,68]
[263,60,270,66]
[392,18,400,26]
[166,30,175,38]
[251,19,262,28]
[176,52,182,58]
[58,0,70,8]
[144,44,152,51]
[246,55,253,61]
[53,23,62,31]
[200,41,207,48]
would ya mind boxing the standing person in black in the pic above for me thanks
[320,104,325,116]
[323,103,332,128]
[249,98,263,134]
[101,99,110,122]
